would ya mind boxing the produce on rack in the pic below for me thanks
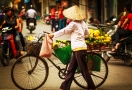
[86,29,112,50]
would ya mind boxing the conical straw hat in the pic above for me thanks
[63,5,85,20]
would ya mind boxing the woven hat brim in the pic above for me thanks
[63,5,85,20]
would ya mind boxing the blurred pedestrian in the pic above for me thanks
[58,6,65,30]
[19,6,26,20]
[50,7,56,32]
[49,5,96,90]
[18,16,26,51]
[88,17,100,24]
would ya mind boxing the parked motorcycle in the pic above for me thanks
[44,14,51,25]
[27,19,36,34]
[0,27,20,66]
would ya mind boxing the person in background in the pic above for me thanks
[58,6,65,30]
[18,16,26,51]
[1,7,25,55]
[66,18,72,25]
[48,5,97,90]
[50,7,56,32]
[25,5,37,28]
[107,2,131,26]
[19,6,26,20]
[110,3,132,52]
[88,17,100,24]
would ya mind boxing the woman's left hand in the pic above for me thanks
[48,33,54,39]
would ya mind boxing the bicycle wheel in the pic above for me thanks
[74,52,108,89]
[11,54,49,90]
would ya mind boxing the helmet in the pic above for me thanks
[30,5,33,8]
[22,6,24,9]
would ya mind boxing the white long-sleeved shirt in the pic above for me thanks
[54,21,90,51]
[25,9,37,18]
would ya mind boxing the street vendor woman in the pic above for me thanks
[48,5,97,90]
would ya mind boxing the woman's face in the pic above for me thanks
[6,10,12,16]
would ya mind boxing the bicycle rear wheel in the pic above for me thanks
[11,55,49,90]
[74,52,108,89]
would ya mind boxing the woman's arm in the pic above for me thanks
[121,18,129,28]
[0,20,6,28]
[14,18,20,29]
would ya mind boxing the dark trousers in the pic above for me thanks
[111,28,132,46]
[60,50,95,90]
[51,18,56,31]
[58,18,65,30]
[19,32,25,50]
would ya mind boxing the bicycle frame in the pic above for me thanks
[28,34,69,77]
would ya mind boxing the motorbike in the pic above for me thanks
[0,27,20,66]
[27,18,36,34]
[104,35,132,66]
[44,14,51,25]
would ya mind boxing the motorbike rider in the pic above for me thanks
[25,5,37,29]
[0,7,25,56]
[107,3,131,26]
[110,3,132,52]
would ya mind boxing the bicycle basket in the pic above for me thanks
[27,42,42,56]
[76,54,101,73]
[54,45,72,65]
[87,54,101,72]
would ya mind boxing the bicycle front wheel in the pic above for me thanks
[74,52,108,89]
[11,55,49,90]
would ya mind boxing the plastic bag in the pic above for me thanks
[39,33,53,58]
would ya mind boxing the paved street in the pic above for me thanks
[0,20,132,90]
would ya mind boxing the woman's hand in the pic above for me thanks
[48,33,54,39]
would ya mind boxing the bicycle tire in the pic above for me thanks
[0,46,11,66]
[74,52,108,89]
[11,54,49,90]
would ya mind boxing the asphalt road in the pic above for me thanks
[0,20,132,90]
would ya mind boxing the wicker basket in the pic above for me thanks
[27,42,42,56]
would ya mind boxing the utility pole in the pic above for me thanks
[41,0,44,17]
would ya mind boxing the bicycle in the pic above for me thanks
[11,32,108,90]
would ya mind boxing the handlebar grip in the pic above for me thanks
[43,31,50,34]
